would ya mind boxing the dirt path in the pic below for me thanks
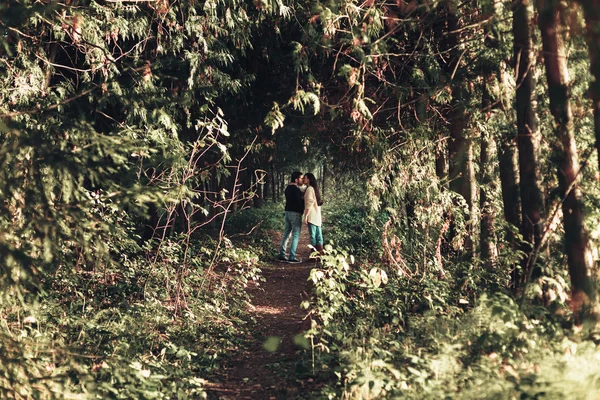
[205,229,317,400]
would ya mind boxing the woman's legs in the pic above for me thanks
[308,223,324,254]
[307,223,317,246]
[314,225,323,246]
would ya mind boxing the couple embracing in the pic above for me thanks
[278,171,324,263]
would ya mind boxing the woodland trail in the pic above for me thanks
[205,228,318,399]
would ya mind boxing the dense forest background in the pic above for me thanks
[2,0,600,398]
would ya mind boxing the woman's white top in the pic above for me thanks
[304,186,322,226]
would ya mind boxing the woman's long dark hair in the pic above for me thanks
[304,173,323,206]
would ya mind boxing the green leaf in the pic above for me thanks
[263,336,281,353]
[293,334,310,350]
[0,120,10,133]
[264,102,285,134]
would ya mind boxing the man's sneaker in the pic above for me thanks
[287,258,303,264]
[277,256,288,262]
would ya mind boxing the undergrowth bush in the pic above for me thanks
[0,234,262,399]
[226,202,284,235]
[225,202,285,256]
[322,203,387,261]
[304,249,600,399]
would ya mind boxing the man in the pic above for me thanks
[278,171,304,263]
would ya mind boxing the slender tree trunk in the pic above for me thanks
[208,170,218,225]
[273,167,278,201]
[513,0,544,285]
[448,97,475,252]
[263,168,270,205]
[498,137,521,230]
[479,131,497,264]
[436,130,448,181]
[200,179,209,223]
[578,0,600,172]
[271,166,276,202]
[498,63,522,233]
[322,162,326,198]
[537,0,596,305]
[480,80,498,266]
[445,6,475,255]
[277,170,282,201]
[496,60,523,288]
[217,171,227,232]
[44,43,57,92]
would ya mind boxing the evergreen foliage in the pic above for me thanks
[1,0,600,398]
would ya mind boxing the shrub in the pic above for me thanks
[0,233,262,399]
[303,247,600,399]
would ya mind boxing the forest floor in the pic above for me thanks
[205,228,320,399]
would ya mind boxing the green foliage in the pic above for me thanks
[227,202,284,235]
[323,203,386,260]
[264,102,286,134]
[0,233,262,398]
[289,90,321,116]
[0,0,283,397]
[0,0,277,289]
[304,250,600,399]
[1,0,600,398]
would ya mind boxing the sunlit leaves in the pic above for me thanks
[291,41,309,73]
[338,64,359,86]
[264,102,286,134]
[353,97,373,120]
[289,90,321,115]
[368,267,388,287]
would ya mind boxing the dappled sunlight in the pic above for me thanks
[254,305,286,316]
[4,0,600,398]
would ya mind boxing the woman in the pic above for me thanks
[302,172,324,255]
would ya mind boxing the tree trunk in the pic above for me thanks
[279,171,285,201]
[480,80,498,266]
[228,170,238,213]
[479,131,497,265]
[217,170,227,232]
[498,62,522,234]
[44,43,58,91]
[445,6,475,255]
[278,170,283,201]
[448,94,475,250]
[263,170,269,205]
[495,61,523,287]
[498,137,521,227]
[578,0,600,172]
[436,130,448,181]
[537,0,596,305]
[271,166,276,202]
[321,162,326,199]
[513,0,544,285]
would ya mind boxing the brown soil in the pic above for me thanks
[205,228,319,400]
